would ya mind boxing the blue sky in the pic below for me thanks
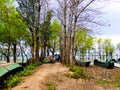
[97,0,120,45]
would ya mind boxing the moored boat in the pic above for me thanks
[94,59,114,69]
[0,63,23,81]
[111,59,120,68]
[74,60,91,67]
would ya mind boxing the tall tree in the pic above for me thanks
[16,0,49,62]
[49,19,61,56]
[102,39,114,59]
[56,0,103,65]
[40,10,53,57]
[0,0,27,63]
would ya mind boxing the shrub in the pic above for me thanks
[113,81,120,87]
[4,74,21,88]
[19,69,32,76]
[69,66,79,72]
[66,73,71,78]
[66,64,70,67]
[19,61,42,76]
[34,61,42,67]
[69,66,87,79]
[47,82,55,90]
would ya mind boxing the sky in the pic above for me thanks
[96,0,120,45]
[50,0,120,45]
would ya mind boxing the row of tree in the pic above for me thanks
[0,0,60,63]
[0,0,113,65]
[95,38,120,60]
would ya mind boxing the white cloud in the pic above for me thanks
[96,1,120,45]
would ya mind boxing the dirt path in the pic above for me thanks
[12,63,69,90]
[12,63,120,90]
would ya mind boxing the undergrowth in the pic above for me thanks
[69,65,88,79]
[2,61,42,89]
[47,82,55,90]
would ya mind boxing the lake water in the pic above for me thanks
[0,55,31,64]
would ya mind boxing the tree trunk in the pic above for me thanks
[35,0,41,61]
[60,27,65,64]
[13,42,17,63]
[35,28,39,61]
[6,40,10,63]
[67,6,73,65]
[44,43,46,56]
[61,0,67,64]
[31,31,35,62]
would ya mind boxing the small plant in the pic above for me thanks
[66,73,71,78]
[96,79,105,84]
[113,81,120,87]
[19,61,42,76]
[66,64,70,67]
[47,82,55,90]
[69,66,87,79]
[69,66,79,72]
[19,69,32,76]
[34,61,42,66]
[3,74,21,88]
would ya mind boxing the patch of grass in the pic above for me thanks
[19,69,32,76]
[69,66,88,79]
[113,70,120,87]
[66,73,71,78]
[3,74,22,88]
[66,64,70,67]
[47,82,55,90]
[19,61,42,76]
[69,65,79,72]
[96,79,107,85]
[113,81,120,87]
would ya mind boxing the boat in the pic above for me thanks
[111,59,120,68]
[74,60,91,67]
[0,67,8,78]
[114,63,120,67]
[0,63,23,81]
[94,59,114,69]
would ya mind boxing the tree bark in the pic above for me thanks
[31,31,35,62]
[35,28,40,61]
[6,40,11,63]
[12,42,17,63]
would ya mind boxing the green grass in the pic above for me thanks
[69,66,88,79]
[96,70,120,87]
[47,82,55,90]
[4,74,22,88]
[96,79,108,85]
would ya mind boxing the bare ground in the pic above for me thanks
[12,63,120,90]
